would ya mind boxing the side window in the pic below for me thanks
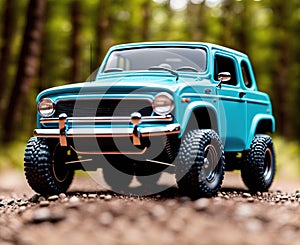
[214,54,237,86]
[241,60,253,88]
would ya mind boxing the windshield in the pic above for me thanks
[103,47,207,73]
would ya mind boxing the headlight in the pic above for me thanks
[38,98,55,117]
[153,92,174,116]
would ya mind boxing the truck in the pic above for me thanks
[24,42,276,198]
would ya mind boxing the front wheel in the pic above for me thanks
[175,129,225,198]
[241,134,276,192]
[24,137,75,195]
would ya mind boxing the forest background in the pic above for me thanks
[0,0,299,178]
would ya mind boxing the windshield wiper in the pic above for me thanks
[148,66,179,81]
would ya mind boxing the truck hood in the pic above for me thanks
[37,71,211,102]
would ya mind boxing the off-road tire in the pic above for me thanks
[24,137,75,195]
[241,134,276,192]
[175,129,225,198]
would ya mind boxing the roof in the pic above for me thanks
[108,41,248,59]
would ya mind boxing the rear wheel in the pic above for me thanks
[241,134,276,192]
[175,129,225,198]
[24,137,75,195]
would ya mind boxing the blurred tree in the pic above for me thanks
[93,0,111,70]
[220,0,235,47]
[70,0,83,83]
[0,0,299,143]
[2,0,46,142]
[186,1,207,41]
[270,1,291,136]
[290,0,300,139]
[0,0,17,113]
[141,0,152,40]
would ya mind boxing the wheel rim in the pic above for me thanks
[52,145,71,183]
[263,148,273,180]
[203,144,219,183]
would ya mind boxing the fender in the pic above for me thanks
[246,114,275,149]
[179,101,219,138]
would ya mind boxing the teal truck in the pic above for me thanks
[24,42,276,198]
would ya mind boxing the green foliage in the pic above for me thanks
[274,137,300,180]
[0,140,27,170]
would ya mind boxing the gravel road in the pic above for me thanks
[0,170,300,245]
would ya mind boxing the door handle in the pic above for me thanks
[239,91,246,98]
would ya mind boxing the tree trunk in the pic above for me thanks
[70,0,83,83]
[271,1,290,136]
[220,0,235,46]
[141,0,151,41]
[186,1,206,41]
[0,0,17,113]
[93,0,111,71]
[2,0,46,143]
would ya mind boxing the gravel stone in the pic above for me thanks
[38,196,46,202]
[67,196,81,208]
[48,195,59,201]
[18,201,28,206]
[39,201,50,207]
[88,194,97,199]
[31,208,52,223]
[2,172,300,245]
[30,208,66,224]
[104,195,112,201]
[194,198,210,211]
[59,193,67,200]
[247,197,255,203]
[18,206,27,214]
[242,193,252,198]
[7,199,15,205]
[29,194,40,203]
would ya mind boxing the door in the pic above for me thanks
[214,53,247,151]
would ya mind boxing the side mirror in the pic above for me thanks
[217,72,231,88]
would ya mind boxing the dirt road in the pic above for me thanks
[0,170,300,245]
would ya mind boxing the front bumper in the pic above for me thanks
[34,113,180,149]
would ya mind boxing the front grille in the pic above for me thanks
[54,99,153,117]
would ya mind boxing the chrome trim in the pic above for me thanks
[35,113,180,154]
[34,124,180,138]
[38,98,55,117]
[153,92,174,116]
[40,115,173,124]
[69,146,148,155]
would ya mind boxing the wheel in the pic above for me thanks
[102,155,133,192]
[175,129,225,198]
[24,137,75,195]
[241,134,276,192]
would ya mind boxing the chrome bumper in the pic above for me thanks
[34,113,180,147]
